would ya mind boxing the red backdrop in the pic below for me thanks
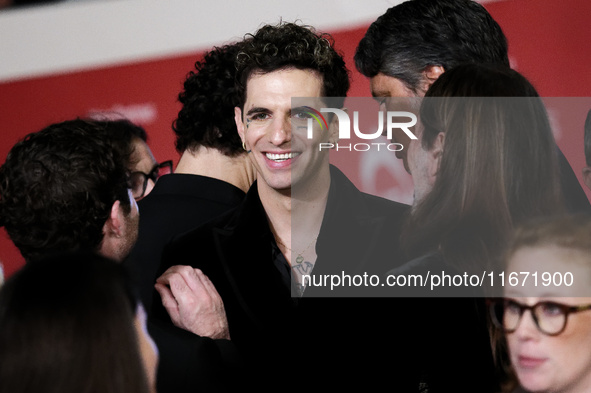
[1,0,590,278]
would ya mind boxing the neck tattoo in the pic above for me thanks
[275,236,317,264]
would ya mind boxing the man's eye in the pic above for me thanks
[292,110,312,120]
[250,113,269,121]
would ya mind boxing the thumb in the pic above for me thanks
[155,283,180,323]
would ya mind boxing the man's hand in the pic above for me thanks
[155,265,230,340]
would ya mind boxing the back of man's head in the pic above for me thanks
[93,118,148,170]
[236,21,350,109]
[355,0,509,93]
[173,43,244,157]
[0,119,131,262]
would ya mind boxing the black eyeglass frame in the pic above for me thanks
[130,160,173,200]
[488,298,591,336]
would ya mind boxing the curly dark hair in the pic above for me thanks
[173,43,244,156]
[355,0,509,93]
[93,118,148,170]
[236,22,350,109]
[0,119,131,262]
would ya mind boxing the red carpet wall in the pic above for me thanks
[1,0,590,277]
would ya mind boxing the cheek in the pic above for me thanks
[246,151,259,171]
[390,128,412,148]
[506,334,517,357]
[406,140,423,170]
[244,126,266,147]
[561,323,591,369]
[545,333,591,392]
[148,178,156,190]
[129,195,140,221]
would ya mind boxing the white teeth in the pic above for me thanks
[266,152,299,161]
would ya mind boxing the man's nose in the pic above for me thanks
[269,116,292,145]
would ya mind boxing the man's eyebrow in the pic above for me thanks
[245,107,271,116]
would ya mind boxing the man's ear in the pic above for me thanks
[428,132,445,181]
[419,65,445,94]
[103,200,124,239]
[583,166,591,191]
[235,107,245,144]
[327,108,345,145]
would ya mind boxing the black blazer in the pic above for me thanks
[125,174,246,393]
[154,166,497,392]
[126,174,245,311]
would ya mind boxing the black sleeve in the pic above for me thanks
[149,319,244,393]
[149,230,247,393]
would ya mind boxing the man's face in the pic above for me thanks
[407,126,434,204]
[235,68,334,194]
[582,166,591,192]
[370,72,422,173]
[98,189,139,263]
[121,189,139,259]
[130,137,158,198]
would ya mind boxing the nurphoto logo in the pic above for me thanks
[305,107,418,152]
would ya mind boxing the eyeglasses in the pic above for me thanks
[130,160,172,200]
[489,298,591,336]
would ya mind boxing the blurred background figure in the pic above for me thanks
[0,119,138,263]
[127,41,254,313]
[355,0,590,213]
[490,214,591,393]
[94,118,172,201]
[0,251,158,393]
[388,64,566,393]
[401,64,564,276]
[125,42,255,393]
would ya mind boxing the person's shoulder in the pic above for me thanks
[388,251,445,276]
[167,205,240,253]
[155,208,238,284]
[329,164,410,216]
[359,190,410,215]
[163,183,265,262]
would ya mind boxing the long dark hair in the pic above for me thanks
[404,64,564,274]
[0,252,151,393]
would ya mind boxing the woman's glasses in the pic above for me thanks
[489,298,591,336]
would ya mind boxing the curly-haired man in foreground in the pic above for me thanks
[153,22,410,391]
[0,119,138,263]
